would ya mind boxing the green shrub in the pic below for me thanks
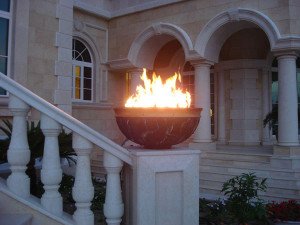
[221,173,268,224]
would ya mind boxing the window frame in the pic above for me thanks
[0,0,12,97]
[72,39,94,103]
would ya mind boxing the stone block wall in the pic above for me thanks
[229,69,261,145]
[108,0,297,62]
[27,0,59,103]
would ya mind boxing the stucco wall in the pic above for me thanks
[27,0,59,103]
[108,0,298,61]
[72,9,125,143]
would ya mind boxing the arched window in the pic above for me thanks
[72,39,93,102]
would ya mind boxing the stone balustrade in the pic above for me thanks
[0,73,132,225]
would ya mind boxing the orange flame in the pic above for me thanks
[125,68,191,108]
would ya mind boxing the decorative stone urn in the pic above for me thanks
[114,107,202,149]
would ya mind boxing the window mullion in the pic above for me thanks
[72,65,75,100]
[91,66,93,102]
[80,66,84,100]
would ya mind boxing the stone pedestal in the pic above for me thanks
[123,147,200,225]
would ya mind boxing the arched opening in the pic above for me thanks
[219,28,270,61]
[128,22,194,70]
[216,27,271,145]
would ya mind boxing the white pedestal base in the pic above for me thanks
[124,147,200,225]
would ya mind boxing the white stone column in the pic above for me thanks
[7,95,31,198]
[277,53,299,146]
[217,71,226,143]
[189,61,216,150]
[103,152,124,225]
[72,133,94,225]
[262,69,272,145]
[40,114,63,216]
[129,68,143,95]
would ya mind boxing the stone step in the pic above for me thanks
[203,151,271,161]
[91,159,103,165]
[200,163,300,178]
[270,156,300,169]
[199,184,299,202]
[91,159,105,178]
[0,214,32,225]
[199,171,299,189]
[92,171,106,179]
[202,158,269,168]
[215,145,273,154]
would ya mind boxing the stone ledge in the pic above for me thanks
[189,142,216,151]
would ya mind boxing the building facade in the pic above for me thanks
[1,0,300,195]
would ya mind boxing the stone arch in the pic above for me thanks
[195,7,281,62]
[128,22,194,69]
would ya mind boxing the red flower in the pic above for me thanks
[266,200,300,222]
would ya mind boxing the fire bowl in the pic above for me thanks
[114,107,202,149]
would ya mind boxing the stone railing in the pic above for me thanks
[0,72,132,225]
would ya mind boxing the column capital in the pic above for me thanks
[273,50,298,59]
[189,59,214,68]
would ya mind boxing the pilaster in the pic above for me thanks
[54,0,74,114]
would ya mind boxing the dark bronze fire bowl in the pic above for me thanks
[114,107,202,149]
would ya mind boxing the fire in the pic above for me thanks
[125,68,191,108]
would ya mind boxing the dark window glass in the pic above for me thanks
[84,89,91,100]
[0,57,7,74]
[0,18,9,56]
[75,40,85,55]
[0,88,6,95]
[271,72,278,105]
[84,78,91,89]
[0,0,10,12]
[72,39,92,63]
[272,58,278,67]
[81,49,91,62]
[84,67,91,78]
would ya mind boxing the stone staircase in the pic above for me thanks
[0,214,32,225]
[199,145,300,202]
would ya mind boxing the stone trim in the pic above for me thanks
[12,0,29,85]
[195,7,281,62]
[128,22,195,69]
[54,0,73,114]
[73,0,185,20]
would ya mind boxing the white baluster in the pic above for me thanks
[7,95,31,198]
[40,114,63,216]
[72,133,94,225]
[103,152,124,225]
